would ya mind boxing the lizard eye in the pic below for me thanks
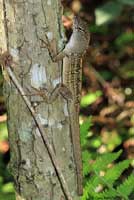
[78,26,85,32]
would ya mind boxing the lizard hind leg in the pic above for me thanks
[50,83,73,102]
[40,36,57,62]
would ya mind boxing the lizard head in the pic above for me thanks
[73,15,89,35]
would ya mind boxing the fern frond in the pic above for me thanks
[80,118,92,147]
[82,150,92,176]
[82,150,91,163]
[95,188,117,199]
[117,173,134,199]
[103,159,130,186]
[92,150,122,173]
[82,176,101,200]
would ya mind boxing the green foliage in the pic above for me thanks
[80,118,93,147]
[0,121,15,200]
[118,0,134,5]
[90,150,122,173]
[103,160,130,186]
[95,1,123,25]
[0,175,15,200]
[101,130,122,151]
[99,70,114,81]
[115,32,134,47]
[82,150,134,200]
[95,0,134,26]
[2,182,14,193]
[119,61,134,78]
[80,91,102,108]
[82,150,92,177]
[80,119,133,199]
[89,24,109,34]
[0,193,15,200]
[0,122,8,141]
[117,174,134,199]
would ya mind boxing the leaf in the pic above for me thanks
[115,32,134,47]
[99,70,113,81]
[117,174,134,198]
[104,160,131,186]
[0,122,8,141]
[82,150,90,163]
[89,24,108,34]
[90,137,102,148]
[82,151,132,200]
[95,1,123,25]
[81,91,102,107]
[118,0,134,5]
[80,118,92,147]
[2,182,14,193]
[82,176,101,200]
[80,118,92,135]
[95,188,117,199]
[119,61,134,78]
[0,194,15,200]
[82,150,92,176]
[0,176,3,188]
[92,150,122,173]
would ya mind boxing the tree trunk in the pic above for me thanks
[0,0,80,199]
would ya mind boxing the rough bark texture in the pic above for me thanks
[0,0,80,199]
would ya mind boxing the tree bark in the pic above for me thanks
[0,0,80,199]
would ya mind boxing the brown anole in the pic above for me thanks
[39,15,90,195]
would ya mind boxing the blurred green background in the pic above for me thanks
[0,0,134,199]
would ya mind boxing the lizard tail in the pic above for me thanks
[69,103,83,195]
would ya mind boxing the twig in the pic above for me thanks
[100,105,118,117]
[90,66,125,105]
[116,109,134,122]
[6,66,73,200]
[90,66,106,86]
[92,116,115,125]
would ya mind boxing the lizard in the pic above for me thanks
[38,14,90,195]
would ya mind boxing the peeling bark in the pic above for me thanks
[0,0,80,199]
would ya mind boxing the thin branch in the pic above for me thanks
[90,66,125,105]
[6,66,73,200]
[90,66,106,86]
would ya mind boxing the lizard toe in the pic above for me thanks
[58,84,73,101]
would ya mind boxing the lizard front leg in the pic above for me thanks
[40,35,67,63]
[34,39,73,103]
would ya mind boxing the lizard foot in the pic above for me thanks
[55,83,73,101]
[39,36,57,62]
[26,86,49,103]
